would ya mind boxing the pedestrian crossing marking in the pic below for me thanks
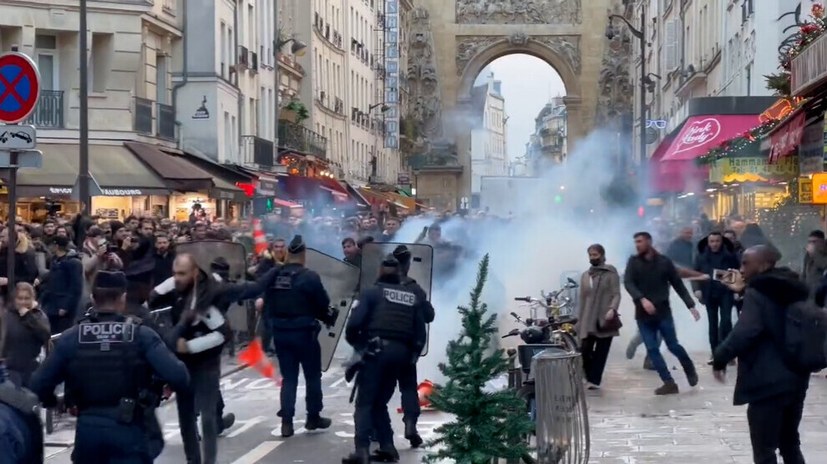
[230,440,283,464]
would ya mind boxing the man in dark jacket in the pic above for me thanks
[801,230,827,293]
[713,245,809,464]
[665,226,694,268]
[41,236,83,335]
[692,232,740,362]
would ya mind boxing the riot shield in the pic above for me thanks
[175,240,248,282]
[305,248,361,372]
[359,242,434,356]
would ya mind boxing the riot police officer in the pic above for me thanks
[0,361,43,463]
[30,271,190,463]
[344,255,429,463]
[392,245,434,447]
[257,235,334,437]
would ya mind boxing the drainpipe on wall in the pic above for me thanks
[172,0,189,149]
[235,4,242,162]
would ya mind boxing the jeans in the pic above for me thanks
[271,325,323,420]
[354,341,410,449]
[705,294,734,353]
[176,363,220,464]
[637,316,696,383]
[747,390,807,463]
[581,336,613,385]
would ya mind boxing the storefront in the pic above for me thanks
[0,143,170,222]
[706,155,798,220]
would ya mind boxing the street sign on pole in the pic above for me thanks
[0,52,41,123]
[0,50,40,298]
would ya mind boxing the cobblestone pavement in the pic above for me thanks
[586,352,827,464]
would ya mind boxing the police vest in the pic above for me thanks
[66,314,150,410]
[367,283,418,343]
[264,266,312,319]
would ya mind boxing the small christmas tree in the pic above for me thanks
[426,254,534,464]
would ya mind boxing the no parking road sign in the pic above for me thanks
[0,52,41,124]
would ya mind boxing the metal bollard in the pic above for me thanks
[533,349,590,464]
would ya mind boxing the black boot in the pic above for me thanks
[281,419,294,438]
[371,445,400,462]
[342,447,370,464]
[218,413,236,435]
[404,420,423,448]
[305,414,332,431]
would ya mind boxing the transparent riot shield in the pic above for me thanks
[359,242,434,356]
[175,240,248,282]
[305,248,360,372]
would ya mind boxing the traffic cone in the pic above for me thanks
[398,379,436,413]
[252,219,267,256]
[238,338,279,383]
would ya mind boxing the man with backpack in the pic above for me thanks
[712,245,813,464]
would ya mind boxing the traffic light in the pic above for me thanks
[266,198,274,212]
[553,194,563,204]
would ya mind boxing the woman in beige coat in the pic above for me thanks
[576,244,621,389]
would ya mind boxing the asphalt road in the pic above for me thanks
[44,364,450,464]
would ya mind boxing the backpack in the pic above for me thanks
[782,300,827,374]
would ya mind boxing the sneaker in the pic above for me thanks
[218,413,235,435]
[305,415,332,431]
[686,371,699,387]
[625,341,638,360]
[586,382,601,390]
[654,382,679,395]
[371,445,400,463]
[404,420,423,448]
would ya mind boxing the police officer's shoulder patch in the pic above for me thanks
[78,321,136,345]
[383,288,416,307]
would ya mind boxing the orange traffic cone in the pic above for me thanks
[398,379,436,413]
[238,338,278,382]
[252,219,267,256]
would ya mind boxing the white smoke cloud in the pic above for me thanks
[405,129,712,383]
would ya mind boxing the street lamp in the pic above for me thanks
[607,6,647,196]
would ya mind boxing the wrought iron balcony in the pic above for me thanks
[24,90,63,128]
[134,97,153,134]
[157,103,175,140]
[278,121,327,159]
[241,135,275,166]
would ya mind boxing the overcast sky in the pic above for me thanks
[474,54,566,161]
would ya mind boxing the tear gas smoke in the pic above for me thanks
[401,129,711,383]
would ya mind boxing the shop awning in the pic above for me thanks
[238,167,279,197]
[177,152,249,202]
[0,144,169,197]
[661,115,762,162]
[125,142,213,192]
[650,133,709,194]
[273,198,302,209]
[764,111,807,163]
[341,181,370,208]
[277,175,353,207]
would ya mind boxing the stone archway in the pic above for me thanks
[405,0,627,210]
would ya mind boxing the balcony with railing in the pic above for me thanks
[278,121,327,159]
[24,90,64,128]
[157,103,175,140]
[133,97,177,140]
[134,97,153,134]
[241,135,275,166]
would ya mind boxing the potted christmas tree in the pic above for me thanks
[426,255,534,464]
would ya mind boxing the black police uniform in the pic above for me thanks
[0,373,43,464]
[391,246,434,447]
[256,235,334,436]
[345,256,428,463]
[30,271,190,464]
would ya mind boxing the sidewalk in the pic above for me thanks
[587,353,827,463]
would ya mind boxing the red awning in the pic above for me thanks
[767,111,806,163]
[650,133,709,194]
[661,115,762,162]
[273,198,302,209]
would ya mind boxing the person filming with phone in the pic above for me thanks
[692,232,740,365]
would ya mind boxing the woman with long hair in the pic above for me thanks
[1,282,50,388]
[576,244,622,389]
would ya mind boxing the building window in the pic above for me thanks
[156,53,168,103]
[220,23,227,77]
[88,33,112,93]
[223,112,231,163]
[35,34,58,90]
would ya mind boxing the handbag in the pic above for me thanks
[599,312,623,333]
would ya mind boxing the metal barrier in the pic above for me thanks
[533,349,590,464]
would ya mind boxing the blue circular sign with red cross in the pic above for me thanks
[0,52,41,124]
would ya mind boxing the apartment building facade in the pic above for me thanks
[296,0,401,186]
[469,75,508,200]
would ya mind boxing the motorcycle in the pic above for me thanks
[501,278,579,464]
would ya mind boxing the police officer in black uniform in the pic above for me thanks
[344,255,429,464]
[256,235,335,437]
[391,245,434,448]
[30,271,190,464]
